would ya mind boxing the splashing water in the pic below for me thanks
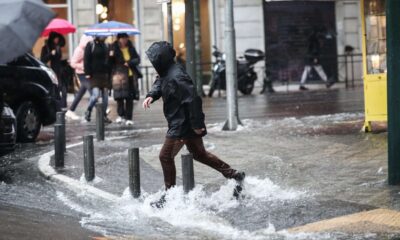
[56,175,313,239]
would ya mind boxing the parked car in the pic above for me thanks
[0,53,61,142]
[0,103,16,155]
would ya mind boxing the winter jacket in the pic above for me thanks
[84,39,111,89]
[146,41,206,139]
[40,32,65,77]
[110,40,141,99]
[70,35,92,74]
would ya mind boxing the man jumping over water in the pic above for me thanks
[142,41,245,207]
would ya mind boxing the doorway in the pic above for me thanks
[263,1,338,84]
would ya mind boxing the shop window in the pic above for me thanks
[364,0,386,74]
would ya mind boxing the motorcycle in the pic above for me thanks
[208,46,269,97]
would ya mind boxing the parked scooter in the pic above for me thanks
[208,46,270,96]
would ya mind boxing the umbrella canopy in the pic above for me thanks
[0,0,55,64]
[84,21,140,37]
[41,18,76,36]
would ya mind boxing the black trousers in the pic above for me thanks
[116,98,133,120]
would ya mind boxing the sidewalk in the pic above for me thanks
[40,86,400,239]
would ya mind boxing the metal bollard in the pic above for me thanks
[56,111,66,153]
[95,103,104,141]
[83,135,95,182]
[54,124,64,168]
[129,148,141,198]
[181,153,195,193]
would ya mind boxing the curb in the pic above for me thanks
[38,140,121,202]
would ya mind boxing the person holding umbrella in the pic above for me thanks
[40,31,66,107]
[110,33,141,126]
[83,36,112,123]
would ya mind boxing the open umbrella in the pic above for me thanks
[84,20,140,37]
[0,0,55,64]
[41,18,76,37]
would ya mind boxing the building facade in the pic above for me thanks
[39,0,362,85]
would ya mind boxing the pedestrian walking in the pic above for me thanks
[65,35,93,121]
[40,31,67,107]
[299,29,334,90]
[83,36,112,123]
[142,41,245,208]
[110,33,141,126]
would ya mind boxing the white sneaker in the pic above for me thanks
[65,110,80,121]
[125,120,134,126]
[115,116,124,124]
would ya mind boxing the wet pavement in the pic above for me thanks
[1,84,400,239]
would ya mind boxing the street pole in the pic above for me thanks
[223,0,240,131]
[194,0,203,96]
[167,1,173,45]
[185,0,196,87]
[134,0,142,57]
[386,0,400,185]
[182,153,195,193]
[128,148,141,198]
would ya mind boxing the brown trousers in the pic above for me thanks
[159,136,237,189]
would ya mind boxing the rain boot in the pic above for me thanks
[232,171,245,199]
[150,194,166,209]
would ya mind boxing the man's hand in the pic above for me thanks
[124,62,129,67]
[194,128,205,135]
[143,97,153,109]
[85,75,91,79]
[51,49,56,55]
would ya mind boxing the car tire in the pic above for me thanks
[15,101,41,142]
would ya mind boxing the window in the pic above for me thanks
[364,0,386,74]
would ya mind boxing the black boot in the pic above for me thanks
[150,194,166,209]
[84,110,91,122]
[232,171,245,199]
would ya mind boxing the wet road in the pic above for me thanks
[1,85,390,240]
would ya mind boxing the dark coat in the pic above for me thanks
[84,40,111,89]
[110,40,141,99]
[306,32,321,65]
[146,41,206,139]
[40,32,65,77]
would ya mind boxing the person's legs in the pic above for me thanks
[126,98,134,120]
[185,137,237,178]
[314,65,328,82]
[300,66,311,86]
[159,138,185,189]
[116,99,125,117]
[60,83,67,109]
[85,87,100,121]
[69,74,89,112]
[101,88,109,114]
[87,87,100,111]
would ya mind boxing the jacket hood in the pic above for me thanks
[48,31,65,47]
[146,41,176,76]
[79,35,92,49]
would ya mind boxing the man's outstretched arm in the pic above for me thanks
[143,76,162,109]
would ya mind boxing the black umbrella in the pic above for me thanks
[0,0,55,64]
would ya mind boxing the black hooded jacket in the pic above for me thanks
[146,41,206,139]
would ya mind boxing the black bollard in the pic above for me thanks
[95,103,104,141]
[83,135,95,181]
[129,148,140,198]
[182,153,195,193]
[56,111,66,153]
[54,124,64,168]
